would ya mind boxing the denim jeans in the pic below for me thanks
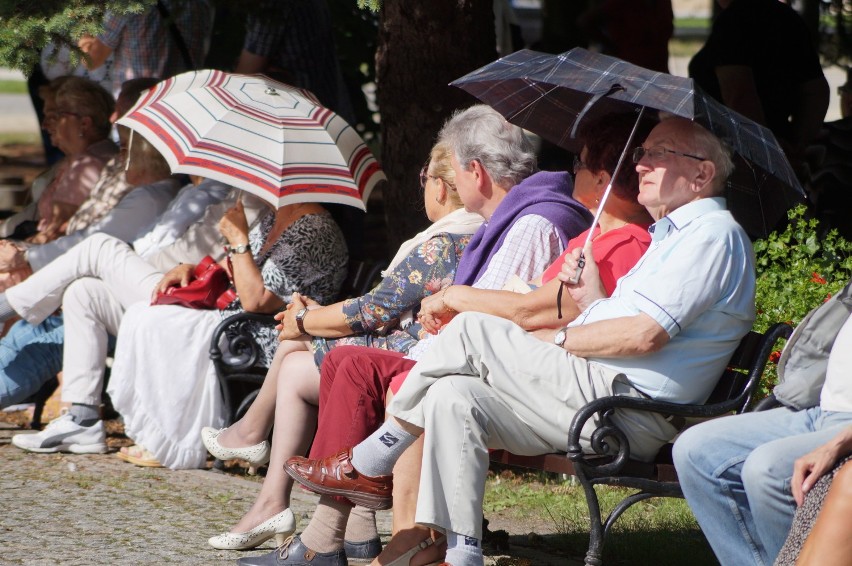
[673,406,852,566]
[0,315,63,409]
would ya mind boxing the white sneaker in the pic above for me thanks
[11,410,107,454]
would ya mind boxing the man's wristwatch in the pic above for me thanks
[295,307,309,336]
[228,243,250,256]
[553,326,568,348]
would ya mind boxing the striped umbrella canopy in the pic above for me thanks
[452,48,805,239]
[117,69,385,210]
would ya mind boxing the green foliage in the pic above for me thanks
[0,0,153,73]
[355,0,380,11]
[752,205,852,396]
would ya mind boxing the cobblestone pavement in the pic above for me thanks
[1,423,577,566]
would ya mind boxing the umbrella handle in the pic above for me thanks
[568,251,586,285]
[556,251,585,319]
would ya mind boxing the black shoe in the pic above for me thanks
[236,535,347,566]
[344,537,382,563]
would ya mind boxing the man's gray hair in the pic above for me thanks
[660,114,735,196]
[691,124,735,196]
[437,105,537,189]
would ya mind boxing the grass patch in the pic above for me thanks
[0,132,40,146]
[0,80,27,95]
[669,37,705,58]
[484,471,718,565]
[675,18,711,30]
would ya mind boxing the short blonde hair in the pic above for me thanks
[428,141,463,209]
[127,133,172,180]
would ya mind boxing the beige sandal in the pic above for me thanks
[116,444,163,468]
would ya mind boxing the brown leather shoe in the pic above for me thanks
[284,448,393,510]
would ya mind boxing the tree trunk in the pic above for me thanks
[375,0,496,254]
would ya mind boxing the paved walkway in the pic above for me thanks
[0,422,577,565]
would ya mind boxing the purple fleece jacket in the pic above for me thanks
[453,170,592,286]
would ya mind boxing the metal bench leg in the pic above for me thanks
[577,474,605,566]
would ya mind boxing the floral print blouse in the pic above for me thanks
[311,232,470,366]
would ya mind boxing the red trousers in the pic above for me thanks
[309,345,416,459]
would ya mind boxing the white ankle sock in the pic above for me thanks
[445,531,483,566]
[350,419,417,477]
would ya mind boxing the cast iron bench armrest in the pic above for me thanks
[565,321,793,478]
[209,312,278,373]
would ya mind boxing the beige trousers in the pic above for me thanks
[388,312,676,539]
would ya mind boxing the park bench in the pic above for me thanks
[209,259,384,426]
[489,321,793,566]
[209,281,791,566]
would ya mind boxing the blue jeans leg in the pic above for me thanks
[0,315,64,409]
[741,409,852,562]
[673,407,829,566]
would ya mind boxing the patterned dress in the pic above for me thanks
[311,232,470,366]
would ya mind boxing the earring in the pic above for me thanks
[79,132,84,139]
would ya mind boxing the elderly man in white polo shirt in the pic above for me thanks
[284,116,757,566]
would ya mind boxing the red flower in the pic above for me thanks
[825,293,833,303]
[811,272,827,284]
[769,351,781,363]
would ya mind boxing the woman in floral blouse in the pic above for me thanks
[201,141,484,551]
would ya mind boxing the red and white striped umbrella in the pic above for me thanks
[117,69,385,210]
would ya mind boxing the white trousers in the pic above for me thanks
[388,312,676,539]
[6,233,164,405]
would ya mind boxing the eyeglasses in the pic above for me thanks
[838,85,852,96]
[572,155,588,175]
[632,145,706,164]
[419,165,432,189]
[419,165,455,190]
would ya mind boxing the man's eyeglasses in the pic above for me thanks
[572,155,588,175]
[632,145,706,164]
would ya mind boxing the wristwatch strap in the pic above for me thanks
[296,308,309,336]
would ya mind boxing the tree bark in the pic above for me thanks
[375,0,496,254]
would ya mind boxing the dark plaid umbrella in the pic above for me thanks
[451,47,805,239]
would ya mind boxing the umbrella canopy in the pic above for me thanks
[451,48,805,238]
[117,69,385,210]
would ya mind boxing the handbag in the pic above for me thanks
[151,255,236,310]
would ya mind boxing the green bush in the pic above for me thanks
[752,205,852,397]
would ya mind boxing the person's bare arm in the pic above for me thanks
[276,293,350,340]
[235,49,269,74]
[716,65,767,126]
[78,35,114,70]
[792,425,852,506]
[535,312,670,359]
[219,199,284,313]
[791,75,830,150]
[420,277,579,333]
[795,459,852,566]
